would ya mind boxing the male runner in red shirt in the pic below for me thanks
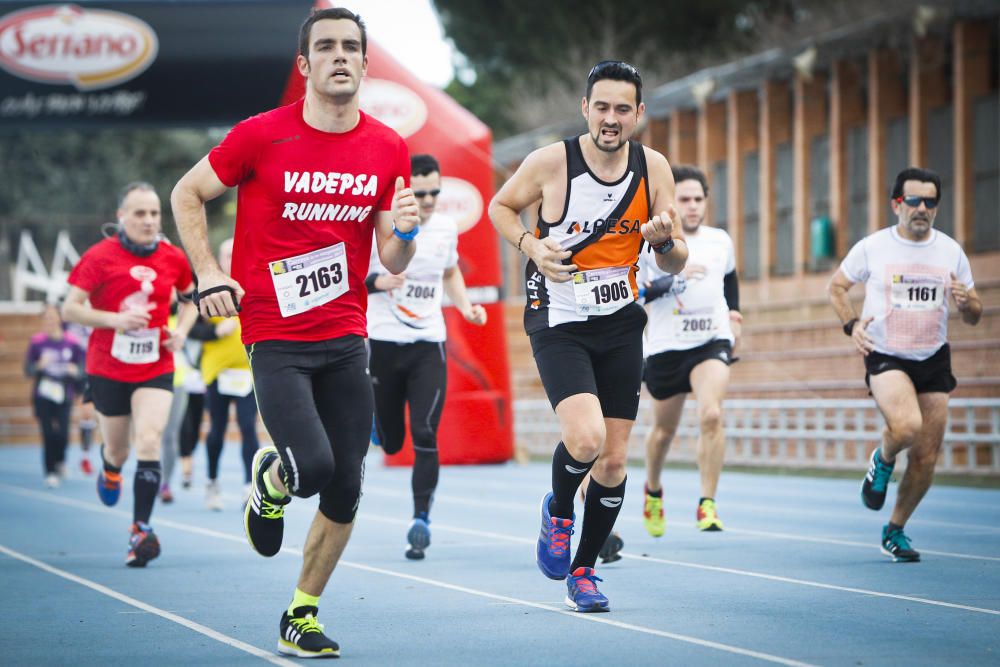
[172,8,419,658]
[63,181,197,567]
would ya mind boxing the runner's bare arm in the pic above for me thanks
[61,285,149,331]
[642,148,688,274]
[828,269,874,355]
[950,272,982,325]
[489,145,576,283]
[443,265,487,326]
[374,176,419,274]
[163,287,199,352]
[171,157,244,317]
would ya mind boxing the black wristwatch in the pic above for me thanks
[842,318,858,336]
[652,235,675,255]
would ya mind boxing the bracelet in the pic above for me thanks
[516,230,531,253]
[393,225,419,242]
[842,317,858,337]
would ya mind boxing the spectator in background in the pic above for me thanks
[25,304,86,487]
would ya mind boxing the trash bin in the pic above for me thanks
[810,216,834,261]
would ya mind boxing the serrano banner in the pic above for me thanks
[282,36,514,466]
[0,1,313,126]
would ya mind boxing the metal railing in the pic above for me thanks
[515,398,1000,475]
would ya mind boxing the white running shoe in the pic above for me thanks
[205,480,224,511]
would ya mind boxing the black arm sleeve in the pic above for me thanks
[365,273,381,293]
[723,270,740,312]
[187,318,219,342]
[643,275,675,304]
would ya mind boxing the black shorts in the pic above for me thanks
[864,343,957,394]
[643,339,733,400]
[88,373,173,417]
[247,336,372,523]
[529,302,646,420]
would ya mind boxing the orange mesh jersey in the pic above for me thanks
[523,138,651,334]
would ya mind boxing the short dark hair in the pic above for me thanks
[117,181,156,208]
[299,7,366,58]
[411,154,440,177]
[672,165,709,197]
[891,167,942,201]
[586,60,642,105]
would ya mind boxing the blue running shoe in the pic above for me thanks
[881,524,920,562]
[370,416,381,447]
[861,447,895,510]
[406,512,431,560]
[97,469,122,506]
[536,492,574,580]
[565,567,609,612]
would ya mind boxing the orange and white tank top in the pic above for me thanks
[524,138,651,334]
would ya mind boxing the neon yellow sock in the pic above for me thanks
[262,464,287,501]
[288,587,320,615]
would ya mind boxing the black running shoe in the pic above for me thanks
[279,606,340,658]
[244,446,290,557]
[125,522,160,568]
[862,447,895,510]
[599,531,624,564]
[881,524,920,562]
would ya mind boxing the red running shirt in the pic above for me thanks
[67,238,194,382]
[208,99,410,344]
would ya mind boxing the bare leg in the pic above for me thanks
[869,371,923,462]
[644,394,686,493]
[890,392,949,527]
[296,513,354,596]
[689,360,731,499]
[98,414,131,467]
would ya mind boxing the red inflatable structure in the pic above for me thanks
[280,30,514,466]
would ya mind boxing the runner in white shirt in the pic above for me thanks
[829,167,982,562]
[366,154,487,560]
[638,165,741,535]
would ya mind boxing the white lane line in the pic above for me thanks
[361,484,1000,562]
[725,527,1000,563]
[354,513,1000,617]
[382,472,1000,534]
[0,483,816,667]
[0,543,296,667]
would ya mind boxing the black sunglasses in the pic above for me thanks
[896,195,938,209]
[588,60,641,82]
[414,189,440,199]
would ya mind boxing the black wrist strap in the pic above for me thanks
[843,317,858,336]
[195,285,240,312]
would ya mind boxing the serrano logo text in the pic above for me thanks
[0,4,158,91]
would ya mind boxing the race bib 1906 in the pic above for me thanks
[270,243,349,318]
[572,266,633,316]
[111,328,160,364]
[890,274,945,311]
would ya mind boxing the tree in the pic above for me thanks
[433,0,776,136]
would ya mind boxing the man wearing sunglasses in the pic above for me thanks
[828,167,982,563]
[366,153,487,560]
[489,60,687,612]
